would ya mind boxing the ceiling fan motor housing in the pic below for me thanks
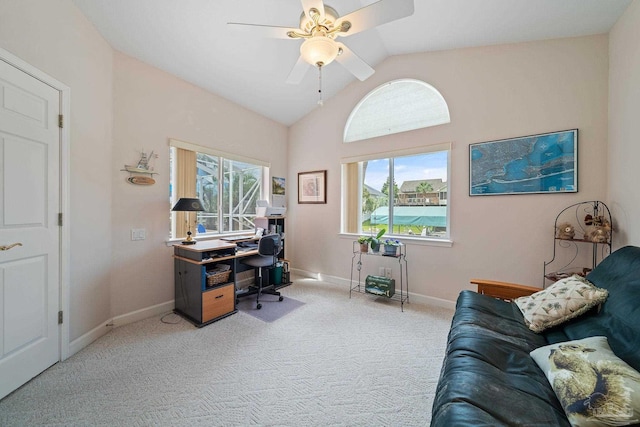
[299,5,340,34]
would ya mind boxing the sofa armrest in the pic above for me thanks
[471,279,541,302]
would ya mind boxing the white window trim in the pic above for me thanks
[341,142,452,242]
[168,138,270,242]
[340,142,451,164]
[339,233,453,248]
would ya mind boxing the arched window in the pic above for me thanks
[341,80,452,242]
[343,79,450,143]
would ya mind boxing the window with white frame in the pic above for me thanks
[169,139,268,239]
[343,79,450,143]
[342,145,450,239]
[342,79,451,240]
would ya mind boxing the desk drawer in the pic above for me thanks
[202,283,235,322]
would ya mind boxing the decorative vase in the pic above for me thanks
[359,242,369,253]
[371,241,380,253]
[384,245,398,256]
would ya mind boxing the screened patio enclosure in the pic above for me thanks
[370,206,447,228]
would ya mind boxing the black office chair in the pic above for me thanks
[239,234,284,309]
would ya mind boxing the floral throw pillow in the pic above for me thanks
[531,336,640,426]
[515,275,608,333]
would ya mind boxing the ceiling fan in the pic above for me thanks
[228,0,415,85]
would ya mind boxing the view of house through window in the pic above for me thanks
[342,79,451,240]
[356,150,449,239]
[169,143,265,239]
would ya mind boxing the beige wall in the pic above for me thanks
[609,0,640,248]
[0,0,114,340]
[111,52,288,317]
[289,35,610,302]
[0,0,287,343]
[1,0,635,346]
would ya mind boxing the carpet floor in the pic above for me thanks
[0,278,454,426]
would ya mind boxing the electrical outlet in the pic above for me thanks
[378,267,385,277]
[131,228,146,241]
[385,268,392,279]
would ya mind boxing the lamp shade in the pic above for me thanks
[300,35,339,67]
[172,198,205,212]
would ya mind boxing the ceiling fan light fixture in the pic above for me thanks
[300,36,339,67]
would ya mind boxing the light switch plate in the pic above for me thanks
[131,228,146,241]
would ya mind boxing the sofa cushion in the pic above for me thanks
[515,275,608,333]
[431,290,571,427]
[531,336,640,426]
[543,246,640,372]
[569,246,640,372]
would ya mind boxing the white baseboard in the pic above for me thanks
[110,300,175,328]
[69,269,455,359]
[406,293,456,310]
[68,300,174,358]
[290,268,322,280]
[69,321,113,358]
[291,268,456,310]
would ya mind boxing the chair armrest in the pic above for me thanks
[471,278,541,302]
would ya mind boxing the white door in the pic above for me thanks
[0,59,60,400]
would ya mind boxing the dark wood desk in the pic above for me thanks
[173,237,292,327]
[173,239,258,327]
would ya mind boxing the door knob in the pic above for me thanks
[0,243,22,251]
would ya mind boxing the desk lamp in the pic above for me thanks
[172,198,205,245]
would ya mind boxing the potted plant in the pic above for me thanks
[383,238,401,256]
[357,235,370,252]
[369,228,386,253]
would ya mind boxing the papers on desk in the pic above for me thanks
[237,241,258,249]
[221,235,255,242]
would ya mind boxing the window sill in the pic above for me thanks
[338,233,453,248]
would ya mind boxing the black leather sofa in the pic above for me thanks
[431,245,640,426]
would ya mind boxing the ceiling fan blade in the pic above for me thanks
[335,43,374,81]
[227,22,299,40]
[286,56,312,84]
[336,0,414,37]
[301,0,325,21]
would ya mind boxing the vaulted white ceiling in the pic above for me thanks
[72,0,631,126]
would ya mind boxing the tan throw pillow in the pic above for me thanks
[531,336,640,426]
[515,275,608,333]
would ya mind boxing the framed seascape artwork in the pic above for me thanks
[298,170,327,204]
[469,129,578,196]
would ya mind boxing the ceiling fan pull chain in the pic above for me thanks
[318,65,323,106]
